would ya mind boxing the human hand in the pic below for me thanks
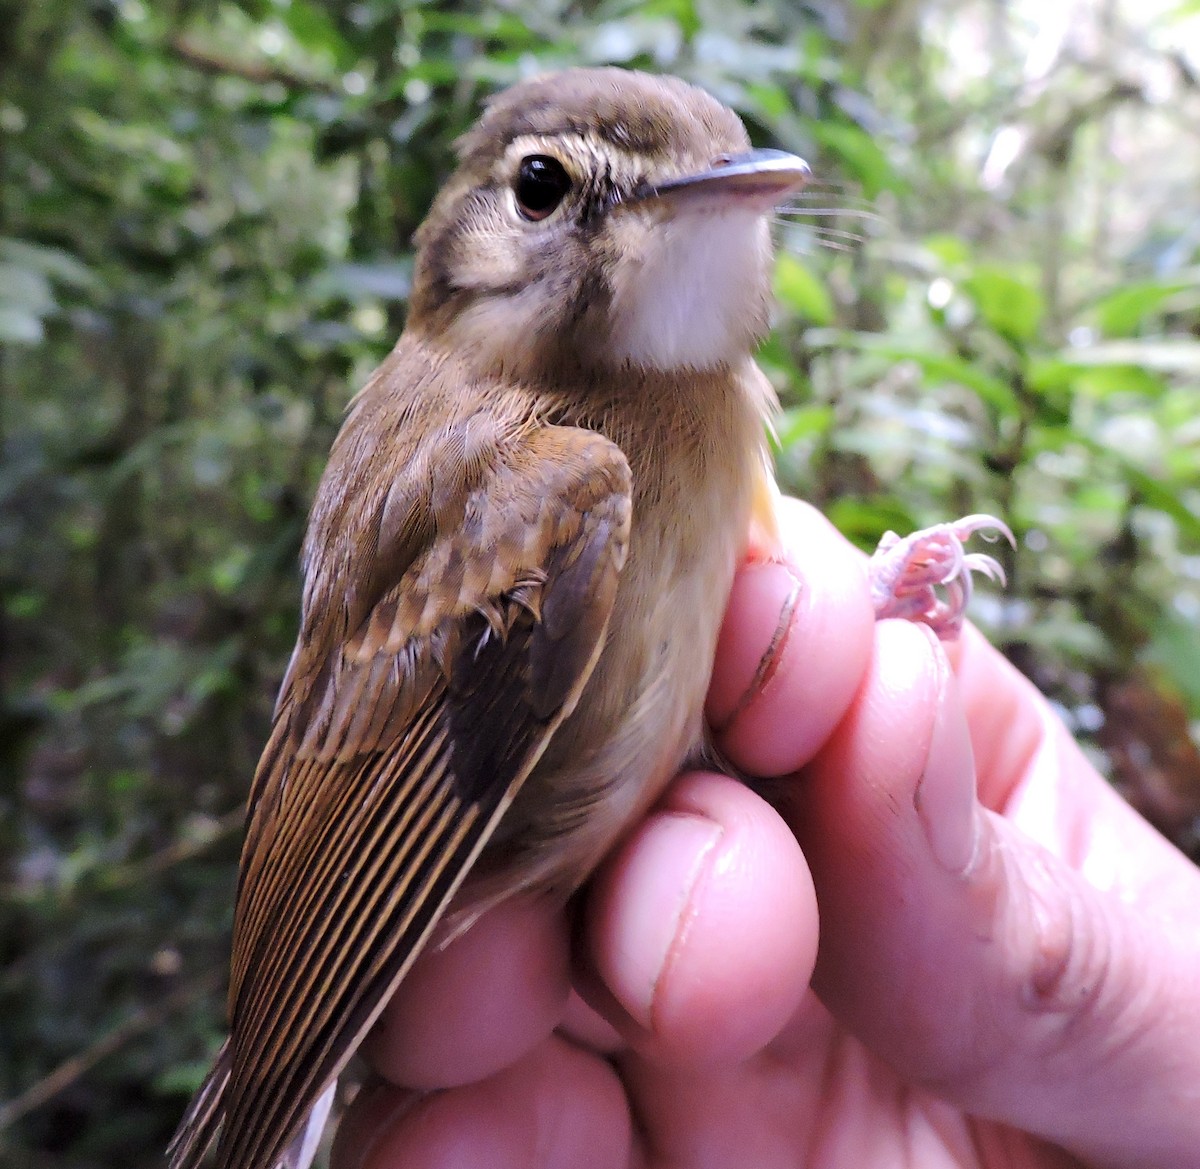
[331,499,1200,1169]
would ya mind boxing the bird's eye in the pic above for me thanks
[514,155,572,221]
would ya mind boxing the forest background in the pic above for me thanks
[2,0,1198,1165]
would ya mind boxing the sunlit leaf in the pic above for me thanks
[809,121,895,198]
[924,234,972,266]
[0,238,95,287]
[960,265,1044,346]
[773,254,834,324]
[280,0,354,69]
[1145,614,1200,708]
[771,404,834,452]
[0,305,44,344]
[0,262,55,313]
[827,496,915,546]
[1090,277,1196,337]
[828,333,1020,413]
[1058,340,1200,374]
[308,260,413,302]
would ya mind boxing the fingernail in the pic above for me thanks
[914,647,981,874]
[614,812,723,1030]
[707,561,803,731]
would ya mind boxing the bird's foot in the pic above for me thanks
[868,514,1014,640]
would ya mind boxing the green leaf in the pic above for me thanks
[1090,277,1196,337]
[281,0,353,68]
[827,496,916,547]
[1029,357,1172,402]
[809,121,895,198]
[0,305,44,344]
[833,333,1020,413]
[771,404,834,452]
[308,260,412,302]
[1075,365,1170,400]
[0,237,95,287]
[744,81,791,120]
[153,1058,219,1098]
[1123,464,1200,543]
[773,254,834,324]
[1073,433,1200,542]
[0,262,54,314]
[960,265,1044,346]
[923,234,972,267]
[1145,614,1200,709]
[1058,340,1200,375]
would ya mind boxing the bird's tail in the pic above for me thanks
[167,1040,231,1169]
[167,1042,336,1169]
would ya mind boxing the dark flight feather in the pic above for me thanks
[168,424,631,1169]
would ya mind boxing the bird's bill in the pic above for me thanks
[645,148,811,206]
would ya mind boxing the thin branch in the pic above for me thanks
[0,969,224,1131]
[0,807,243,905]
[100,807,244,893]
[0,809,241,993]
[166,35,338,94]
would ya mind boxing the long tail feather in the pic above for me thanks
[167,1041,231,1169]
[275,1082,336,1169]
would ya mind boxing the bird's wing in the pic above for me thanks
[168,423,631,1169]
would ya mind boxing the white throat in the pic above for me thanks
[607,209,771,371]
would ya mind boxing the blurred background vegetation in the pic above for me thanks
[2,0,1198,1164]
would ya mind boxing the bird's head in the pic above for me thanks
[408,68,810,378]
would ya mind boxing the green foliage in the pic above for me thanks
[0,238,96,344]
[773,254,835,326]
[2,0,1198,1166]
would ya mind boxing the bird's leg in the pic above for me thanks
[868,514,1014,640]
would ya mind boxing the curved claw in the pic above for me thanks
[963,552,1007,587]
[868,513,1012,640]
[950,514,1017,547]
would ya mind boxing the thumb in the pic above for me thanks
[786,620,1200,1169]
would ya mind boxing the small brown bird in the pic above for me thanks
[170,67,1005,1169]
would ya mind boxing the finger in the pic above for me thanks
[583,770,817,1066]
[790,619,1200,1168]
[951,624,1200,928]
[708,498,873,777]
[559,989,625,1054]
[333,1037,631,1169]
[365,898,571,1090]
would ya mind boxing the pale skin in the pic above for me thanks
[331,499,1200,1169]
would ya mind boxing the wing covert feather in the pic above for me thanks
[173,424,631,1169]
